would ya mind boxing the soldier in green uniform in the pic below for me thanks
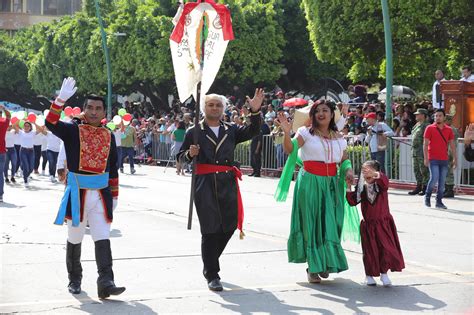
[409,108,430,195]
[444,115,460,197]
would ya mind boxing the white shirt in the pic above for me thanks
[209,126,220,138]
[14,130,21,146]
[296,126,347,162]
[19,131,35,148]
[113,130,122,147]
[33,132,45,146]
[432,79,445,109]
[46,131,61,152]
[57,142,67,169]
[5,130,17,148]
[41,133,48,151]
[461,74,474,83]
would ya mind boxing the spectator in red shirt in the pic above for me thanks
[423,109,457,209]
[0,104,12,202]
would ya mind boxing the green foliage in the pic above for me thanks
[0,47,31,94]
[217,0,285,89]
[302,0,474,91]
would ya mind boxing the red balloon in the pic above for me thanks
[122,113,132,122]
[64,106,73,116]
[27,113,36,123]
[11,117,19,125]
[101,118,107,125]
[72,107,81,115]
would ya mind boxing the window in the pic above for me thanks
[13,0,23,12]
[57,0,72,15]
[72,0,81,14]
[0,0,11,12]
[44,0,58,15]
[27,0,41,14]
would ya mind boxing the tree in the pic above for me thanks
[302,0,474,91]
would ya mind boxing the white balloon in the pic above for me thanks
[112,115,122,125]
[44,109,50,117]
[17,111,26,120]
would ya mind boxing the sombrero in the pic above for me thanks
[292,101,342,133]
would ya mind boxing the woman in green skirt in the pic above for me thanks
[276,100,355,283]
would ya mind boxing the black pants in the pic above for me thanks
[250,140,261,174]
[34,145,42,170]
[201,230,233,282]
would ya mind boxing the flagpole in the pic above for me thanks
[187,15,207,230]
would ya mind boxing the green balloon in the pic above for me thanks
[19,120,25,128]
[118,108,127,117]
[106,122,116,130]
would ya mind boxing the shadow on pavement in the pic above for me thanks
[71,290,157,314]
[213,282,334,315]
[299,277,447,313]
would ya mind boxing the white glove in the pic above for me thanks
[113,198,118,211]
[57,77,77,104]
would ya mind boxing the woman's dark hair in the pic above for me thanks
[24,121,32,129]
[177,120,186,130]
[309,100,338,135]
[363,160,381,171]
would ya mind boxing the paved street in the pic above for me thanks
[1,165,473,314]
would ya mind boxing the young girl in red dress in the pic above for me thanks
[346,160,405,286]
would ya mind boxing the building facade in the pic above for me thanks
[0,0,82,35]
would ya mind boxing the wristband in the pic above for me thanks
[55,98,66,106]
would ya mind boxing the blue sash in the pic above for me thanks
[54,172,109,227]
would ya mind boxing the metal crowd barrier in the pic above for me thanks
[143,132,473,188]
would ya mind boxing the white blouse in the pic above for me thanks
[19,131,35,148]
[5,130,17,148]
[296,126,347,163]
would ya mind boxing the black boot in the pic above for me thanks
[443,185,454,198]
[408,184,422,195]
[66,241,82,294]
[418,185,427,196]
[424,193,431,208]
[95,239,126,299]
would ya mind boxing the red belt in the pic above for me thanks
[195,164,244,235]
[303,161,337,176]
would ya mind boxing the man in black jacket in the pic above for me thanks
[178,89,263,291]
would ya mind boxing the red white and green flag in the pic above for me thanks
[170,0,234,104]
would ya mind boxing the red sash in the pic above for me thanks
[195,164,244,235]
[303,161,337,176]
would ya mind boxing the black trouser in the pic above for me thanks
[201,230,234,282]
[250,140,261,174]
[34,145,42,170]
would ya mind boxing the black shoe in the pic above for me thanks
[253,173,261,177]
[5,178,10,183]
[131,168,136,175]
[208,278,223,292]
[66,242,82,295]
[10,177,16,183]
[68,281,81,294]
[95,239,126,299]
[424,196,431,207]
[408,185,421,195]
[248,173,255,177]
[435,202,447,209]
[443,185,454,198]
[418,185,426,196]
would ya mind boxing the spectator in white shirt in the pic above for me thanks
[46,129,62,182]
[460,66,474,82]
[113,125,123,169]
[19,122,40,186]
[3,127,18,183]
[432,70,445,109]
[33,131,46,175]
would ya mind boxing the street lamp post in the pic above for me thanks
[381,0,393,176]
[94,0,112,120]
